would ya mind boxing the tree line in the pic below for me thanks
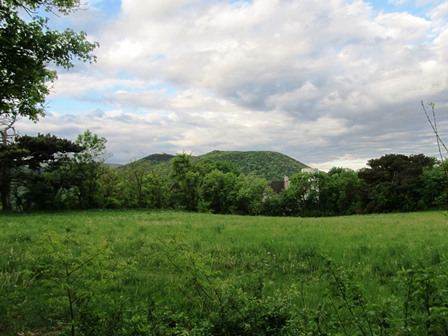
[1,131,447,215]
[276,154,447,216]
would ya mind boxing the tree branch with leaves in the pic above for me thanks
[0,0,98,121]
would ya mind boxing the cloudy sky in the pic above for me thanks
[15,0,448,170]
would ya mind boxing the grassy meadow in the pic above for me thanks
[1,210,448,334]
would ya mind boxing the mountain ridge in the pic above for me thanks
[136,150,308,181]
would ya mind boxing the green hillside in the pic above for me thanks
[131,150,308,181]
[138,153,175,165]
[194,150,308,181]
[105,163,123,169]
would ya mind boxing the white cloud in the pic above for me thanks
[309,154,372,171]
[24,0,448,168]
[49,72,147,98]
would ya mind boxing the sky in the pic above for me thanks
[14,0,448,171]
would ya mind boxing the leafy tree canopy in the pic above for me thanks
[0,133,82,173]
[0,0,98,121]
[14,133,82,169]
[359,154,436,188]
[73,130,108,165]
[358,154,437,212]
[0,133,82,210]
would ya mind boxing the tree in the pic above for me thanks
[0,115,16,145]
[0,133,82,210]
[236,173,274,215]
[170,153,201,211]
[283,172,323,216]
[144,166,173,209]
[0,1,97,210]
[421,101,448,189]
[70,130,110,208]
[417,161,448,209]
[120,159,152,208]
[199,169,239,214]
[197,160,249,214]
[96,166,123,209]
[358,154,436,212]
[421,102,448,163]
[212,160,241,176]
[0,115,18,210]
[0,0,98,121]
[281,171,345,217]
[327,167,364,215]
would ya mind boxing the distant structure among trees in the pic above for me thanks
[284,176,290,190]
[279,167,319,192]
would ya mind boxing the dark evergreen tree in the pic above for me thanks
[0,134,83,210]
[358,154,436,212]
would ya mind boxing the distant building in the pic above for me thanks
[284,176,290,190]
[273,167,318,193]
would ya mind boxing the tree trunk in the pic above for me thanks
[0,166,12,211]
[0,120,15,212]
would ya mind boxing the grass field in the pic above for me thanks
[1,210,447,335]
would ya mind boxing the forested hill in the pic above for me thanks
[195,150,308,181]
[136,150,308,181]
[138,153,175,165]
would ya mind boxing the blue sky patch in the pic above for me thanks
[146,83,179,95]
[117,71,135,80]
[94,0,122,17]
[47,97,110,115]
[227,0,253,3]
[366,0,435,17]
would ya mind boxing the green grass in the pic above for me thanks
[1,210,447,333]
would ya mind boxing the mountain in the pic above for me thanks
[106,163,123,168]
[194,150,308,181]
[133,150,308,181]
[138,153,175,165]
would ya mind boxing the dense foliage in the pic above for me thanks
[137,153,176,165]
[194,150,308,181]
